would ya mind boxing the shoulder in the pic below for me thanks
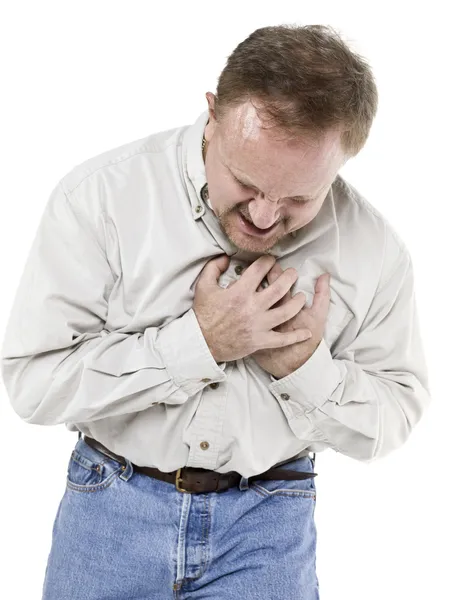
[59,122,186,198]
[333,174,411,291]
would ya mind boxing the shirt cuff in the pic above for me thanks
[155,307,227,396]
[268,339,344,413]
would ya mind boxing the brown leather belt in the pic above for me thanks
[83,435,317,494]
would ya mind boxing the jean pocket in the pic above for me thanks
[66,439,124,493]
[249,456,316,499]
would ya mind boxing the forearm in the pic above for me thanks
[2,305,226,426]
[267,338,431,461]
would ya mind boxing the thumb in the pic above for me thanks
[199,254,230,287]
[311,273,331,316]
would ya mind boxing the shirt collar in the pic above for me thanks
[182,109,210,221]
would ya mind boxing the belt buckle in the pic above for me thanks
[175,468,192,493]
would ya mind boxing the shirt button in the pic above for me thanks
[280,393,290,401]
[200,441,210,450]
[201,378,212,383]
[209,382,220,389]
[234,265,244,275]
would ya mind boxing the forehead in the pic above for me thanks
[222,100,341,154]
[218,111,344,195]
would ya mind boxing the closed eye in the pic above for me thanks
[292,197,312,205]
[231,172,313,204]
[233,175,251,189]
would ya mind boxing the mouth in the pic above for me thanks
[237,213,279,237]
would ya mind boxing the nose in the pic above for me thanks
[247,195,280,229]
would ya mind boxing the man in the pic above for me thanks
[1,24,430,599]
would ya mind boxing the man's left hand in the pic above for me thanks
[250,263,331,379]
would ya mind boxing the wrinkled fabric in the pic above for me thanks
[1,110,431,478]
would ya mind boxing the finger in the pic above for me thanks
[261,327,313,350]
[267,263,293,304]
[241,255,277,292]
[265,291,307,330]
[310,273,331,317]
[267,262,284,283]
[198,255,230,288]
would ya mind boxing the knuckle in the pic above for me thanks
[246,296,258,314]
[250,332,263,352]
[271,278,284,297]
[282,305,293,321]
[281,335,291,347]
[295,292,306,306]
[232,286,246,301]
[270,262,283,276]
[264,256,277,271]
[275,334,286,347]
[285,267,298,281]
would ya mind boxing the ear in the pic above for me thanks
[205,92,216,117]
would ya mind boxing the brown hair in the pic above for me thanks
[214,24,378,158]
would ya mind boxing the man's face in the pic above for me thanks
[203,97,348,253]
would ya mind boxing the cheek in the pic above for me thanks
[288,206,317,228]
[216,182,253,213]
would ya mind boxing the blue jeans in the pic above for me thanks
[42,436,319,599]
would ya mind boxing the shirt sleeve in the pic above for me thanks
[0,181,226,426]
[267,249,431,462]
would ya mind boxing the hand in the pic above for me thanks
[250,262,331,379]
[192,254,313,363]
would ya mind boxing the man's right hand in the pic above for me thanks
[192,254,312,363]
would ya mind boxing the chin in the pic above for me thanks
[224,225,282,253]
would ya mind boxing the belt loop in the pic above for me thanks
[239,475,249,491]
[78,431,82,440]
[118,458,133,482]
[311,452,316,469]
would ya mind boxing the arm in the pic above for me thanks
[1,181,226,426]
[266,250,431,461]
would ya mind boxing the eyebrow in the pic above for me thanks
[228,167,315,202]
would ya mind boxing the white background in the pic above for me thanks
[0,1,447,598]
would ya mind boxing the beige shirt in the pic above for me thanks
[0,110,431,478]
